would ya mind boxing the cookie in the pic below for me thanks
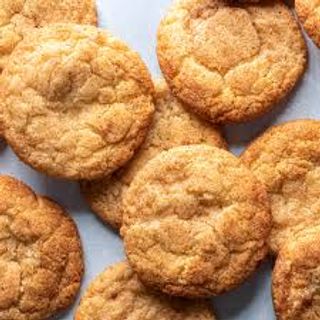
[0,175,83,320]
[157,0,307,124]
[75,261,216,320]
[121,145,271,297]
[1,23,155,180]
[296,0,320,47]
[241,120,320,255]
[81,80,227,230]
[273,224,320,320]
[0,0,97,73]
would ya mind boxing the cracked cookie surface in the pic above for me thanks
[157,0,307,124]
[296,0,320,47]
[273,224,320,320]
[0,175,83,320]
[75,261,215,320]
[81,80,227,230]
[121,145,271,297]
[241,120,320,254]
[0,0,97,76]
[1,23,155,180]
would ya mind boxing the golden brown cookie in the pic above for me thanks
[241,120,320,255]
[157,0,307,124]
[1,23,155,180]
[273,224,320,320]
[0,175,83,320]
[121,145,271,298]
[81,80,227,230]
[0,0,97,73]
[75,261,216,320]
[296,0,320,47]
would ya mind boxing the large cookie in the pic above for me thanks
[273,224,320,320]
[81,80,227,230]
[75,261,216,320]
[157,0,307,123]
[0,175,83,320]
[296,0,320,47]
[122,145,271,297]
[241,120,320,254]
[1,23,155,180]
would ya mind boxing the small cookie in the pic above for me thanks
[296,0,320,47]
[0,175,83,320]
[75,261,216,320]
[81,80,227,230]
[241,120,320,254]
[1,23,155,180]
[157,0,307,123]
[122,145,271,297]
[273,224,320,320]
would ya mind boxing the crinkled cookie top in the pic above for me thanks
[0,175,83,320]
[241,120,320,254]
[273,224,320,320]
[122,145,271,297]
[1,23,155,180]
[81,79,226,229]
[0,0,97,72]
[75,261,215,320]
[157,0,306,123]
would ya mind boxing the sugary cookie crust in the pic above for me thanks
[0,175,83,320]
[296,0,320,47]
[122,145,271,297]
[241,120,320,254]
[75,261,215,320]
[81,79,227,230]
[1,23,155,180]
[273,224,320,320]
[157,0,307,123]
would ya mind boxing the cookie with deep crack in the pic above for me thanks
[81,80,227,230]
[121,145,271,297]
[241,120,320,255]
[75,261,216,320]
[0,175,83,320]
[0,0,97,73]
[157,0,307,124]
[296,0,320,47]
[1,23,155,180]
[273,224,320,320]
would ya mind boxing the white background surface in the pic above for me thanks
[1,0,320,319]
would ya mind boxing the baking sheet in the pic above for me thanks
[1,0,319,319]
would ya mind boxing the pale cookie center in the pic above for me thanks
[190,8,261,74]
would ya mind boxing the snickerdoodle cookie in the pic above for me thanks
[157,0,307,124]
[241,120,320,255]
[121,145,271,297]
[81,80,227,230]
[0,175,83,320]
[273,224,320,320]
[296,0,320,47]
[75,261,216,320]
[1,23,155,180]
[0,0,97,73]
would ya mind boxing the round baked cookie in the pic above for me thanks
[81,80,227,230]
[75,261,216,320]
[273,224,320,320]
[241,120,320,255]
[1,23,155,180]
[0,175,83,320]
[0,0,97,73]
[296,0,320,47]
[157,0,307,124]
[121,145,271,297]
